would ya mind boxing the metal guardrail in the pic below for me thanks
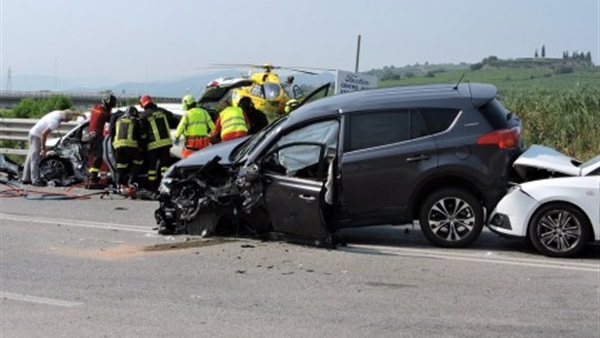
[0,118,79,156]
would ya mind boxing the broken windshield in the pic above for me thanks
[231,116,288,163]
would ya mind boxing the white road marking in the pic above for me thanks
[345,245,600,273]
[0,213,153,233]
[2,213,597,272]
[1,292,83,307]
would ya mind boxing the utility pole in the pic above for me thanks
[54,58,58,91]
[6,67,12,91]
[355,34,361,73]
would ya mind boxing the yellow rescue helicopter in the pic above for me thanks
[208,63,327,116]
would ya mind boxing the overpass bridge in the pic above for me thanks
[0,90,179,109]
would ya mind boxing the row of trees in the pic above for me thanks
[533,45,593,63]
[562,50,593,63]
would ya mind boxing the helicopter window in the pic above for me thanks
[282,83,304,99]
[263,82,281,100]
[250,85,264,98]
[292,84,304,99]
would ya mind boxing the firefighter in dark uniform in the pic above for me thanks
[88,94,117,184]
[138,95,177,192]
[111,106,143,195]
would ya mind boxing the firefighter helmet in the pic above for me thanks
[125,106,139,118]
[140,95,153,108]
[102,94,117,109]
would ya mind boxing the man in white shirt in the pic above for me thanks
[21,109,79,186]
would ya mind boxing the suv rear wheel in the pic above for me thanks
[419,188,483,248]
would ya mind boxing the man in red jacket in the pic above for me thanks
[88,94,116,184]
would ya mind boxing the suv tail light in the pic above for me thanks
[477,128,520,149]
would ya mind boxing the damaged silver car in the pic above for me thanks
[155,82,524,248]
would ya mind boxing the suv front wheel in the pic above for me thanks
[419,188,483,248]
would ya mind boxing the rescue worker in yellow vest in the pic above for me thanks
[111,106,143,195]
[139,95,177,192]
[174,95,215,158]
[209,100,251,144]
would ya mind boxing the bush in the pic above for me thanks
[553,65,573,75]
[9,95,74,118]
[470,63,483,70]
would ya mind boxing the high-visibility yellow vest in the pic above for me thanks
[146,110,172,150]
[113,117,138,149]
[220,106,248,137]
[175,107,215,138]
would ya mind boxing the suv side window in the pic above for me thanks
[348,110,411,151]
[417,108,460,134]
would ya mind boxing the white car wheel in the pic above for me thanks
[528,203,591,258]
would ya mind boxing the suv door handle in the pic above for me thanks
[299,194,316,201]
[406,154,430,162]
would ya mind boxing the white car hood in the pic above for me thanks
[513,145,582,176]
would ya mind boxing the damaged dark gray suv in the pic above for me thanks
[155,82,524,248]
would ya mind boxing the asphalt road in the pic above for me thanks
[1,186,599,338]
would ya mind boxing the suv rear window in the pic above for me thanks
[417,108,460,134]
[478,98,513,130]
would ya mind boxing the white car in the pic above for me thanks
[489,145,600,257]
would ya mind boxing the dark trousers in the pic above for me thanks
[88,134,104,179]
[115,146,143,186]
[146,146,171,191]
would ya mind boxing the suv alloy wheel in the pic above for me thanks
[419,188,484,247]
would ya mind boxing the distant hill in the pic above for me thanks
[11,56,594,97]
[8,70,335,98]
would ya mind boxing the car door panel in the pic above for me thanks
[264,175,330,241]
[338,137,438,226]
[259,142,333,246]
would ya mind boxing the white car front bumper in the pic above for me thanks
[488,186,540,237]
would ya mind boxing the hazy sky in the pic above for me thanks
[1,0,598,84]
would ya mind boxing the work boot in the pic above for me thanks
[31,180,46,187]
[158,225,175,235]
[88,172,100,184]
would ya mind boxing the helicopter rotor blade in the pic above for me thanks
[285,68,319,75]
[284,65,337,71]
[204,63,337,75]
[209,63,262,69]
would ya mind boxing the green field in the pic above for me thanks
[377,61,599,160]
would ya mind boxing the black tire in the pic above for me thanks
[39,157,71,183]
[528,203,590,258]
[419,188,484,248]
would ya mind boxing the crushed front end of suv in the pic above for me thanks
[155,82,524,248]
